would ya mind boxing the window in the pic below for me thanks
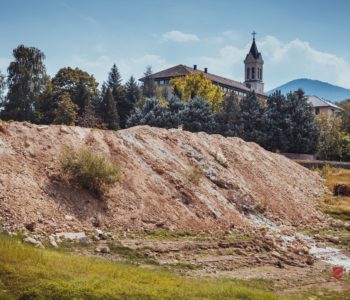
[315,108,320,115]
[159,80,165,85]
[247,68,250,80]
[252,67,255,79]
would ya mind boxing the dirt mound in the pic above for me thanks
[0,122,326,233]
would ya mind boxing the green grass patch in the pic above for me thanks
[0,235,288,300]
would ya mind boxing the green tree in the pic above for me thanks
[264,91,290,152]
[170,73,224,111]
[119,76,140,128]
[52,67,99,115]
[315,114,343,160]
[339,99,350,133]
[100,88,120,130]
[181,97,216,133]
[239,91,266,145]
[1,45,47,122]
[78,103,105,129]
[126,97,169,128]
[53,92,78,125]
[105,64,124,109]
[0,71,6,109]
[215,92,241,137]
[33,78,54,124]
[285,89,319,154]
[142,66,156,98]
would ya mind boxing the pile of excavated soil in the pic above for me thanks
[0,122,326,234]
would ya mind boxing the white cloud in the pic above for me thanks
[161,30,199,42]
[198,36,350,90]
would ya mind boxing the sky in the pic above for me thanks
[1,0,350,91]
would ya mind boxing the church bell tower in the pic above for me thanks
[244,31,264,94]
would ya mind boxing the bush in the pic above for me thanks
[184,164,204,185]
[59,146,122,196]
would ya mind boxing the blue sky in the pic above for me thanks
[1,0,350,90]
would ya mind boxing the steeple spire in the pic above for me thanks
[252,31,256,40]
[244,32,264,94]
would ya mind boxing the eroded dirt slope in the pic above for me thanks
[0,122,326,233]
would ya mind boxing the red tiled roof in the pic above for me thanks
[139,64,255,94]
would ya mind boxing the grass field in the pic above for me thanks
[0,235,287,300]
[320,166,350,220]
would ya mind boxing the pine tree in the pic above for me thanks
[126,97,167,128]
[285,89,319,153]
[100,88,120,130]
[119,76,140,128]
[53,92,78,125]
[165,95,185,128]
[264,91,290,152]
[142,66,156,98]
[215,92,241,137]
[106,64,124,108]
[181,97,216,133]
[1,45,47,122]
[239,91,266,145]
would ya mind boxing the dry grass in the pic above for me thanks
[319,166,350,220]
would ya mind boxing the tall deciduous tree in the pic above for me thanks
[1,45,47,122]
[170,73,225,111]
[52,67,99,115]
[141,66,156,98]
[239,91,266,144]
[53,92,78,125]
[99,88,120,130]
[339,100,350,133]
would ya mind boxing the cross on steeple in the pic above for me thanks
[252,31,256,40]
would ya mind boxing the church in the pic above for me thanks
[140,33,265,99]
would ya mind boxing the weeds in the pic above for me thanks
[59,146,122,196]
[184,164,205,185]
[213,150,229,168]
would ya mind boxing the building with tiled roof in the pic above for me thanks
[306,95,343,116]
[140,34,265,99]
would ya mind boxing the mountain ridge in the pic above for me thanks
[268,79,350,102]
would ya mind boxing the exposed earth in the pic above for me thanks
[0,121,350,297]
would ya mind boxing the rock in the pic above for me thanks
[60,126,70,134]
[25,222,36,232]
[79,236,90,244]
[325,235,339,244]
[331,220,344,228]
[100,233,108,240]
[49,240,58,248]
[344,222,350,230]
[37,125,49,131]
[23,237,44,248]
[96,246,110,253]
[306,255,315,265]
[56,232,86,241]
[95,229,103,236]
[64,215,74,221]
[93,235,101,241]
